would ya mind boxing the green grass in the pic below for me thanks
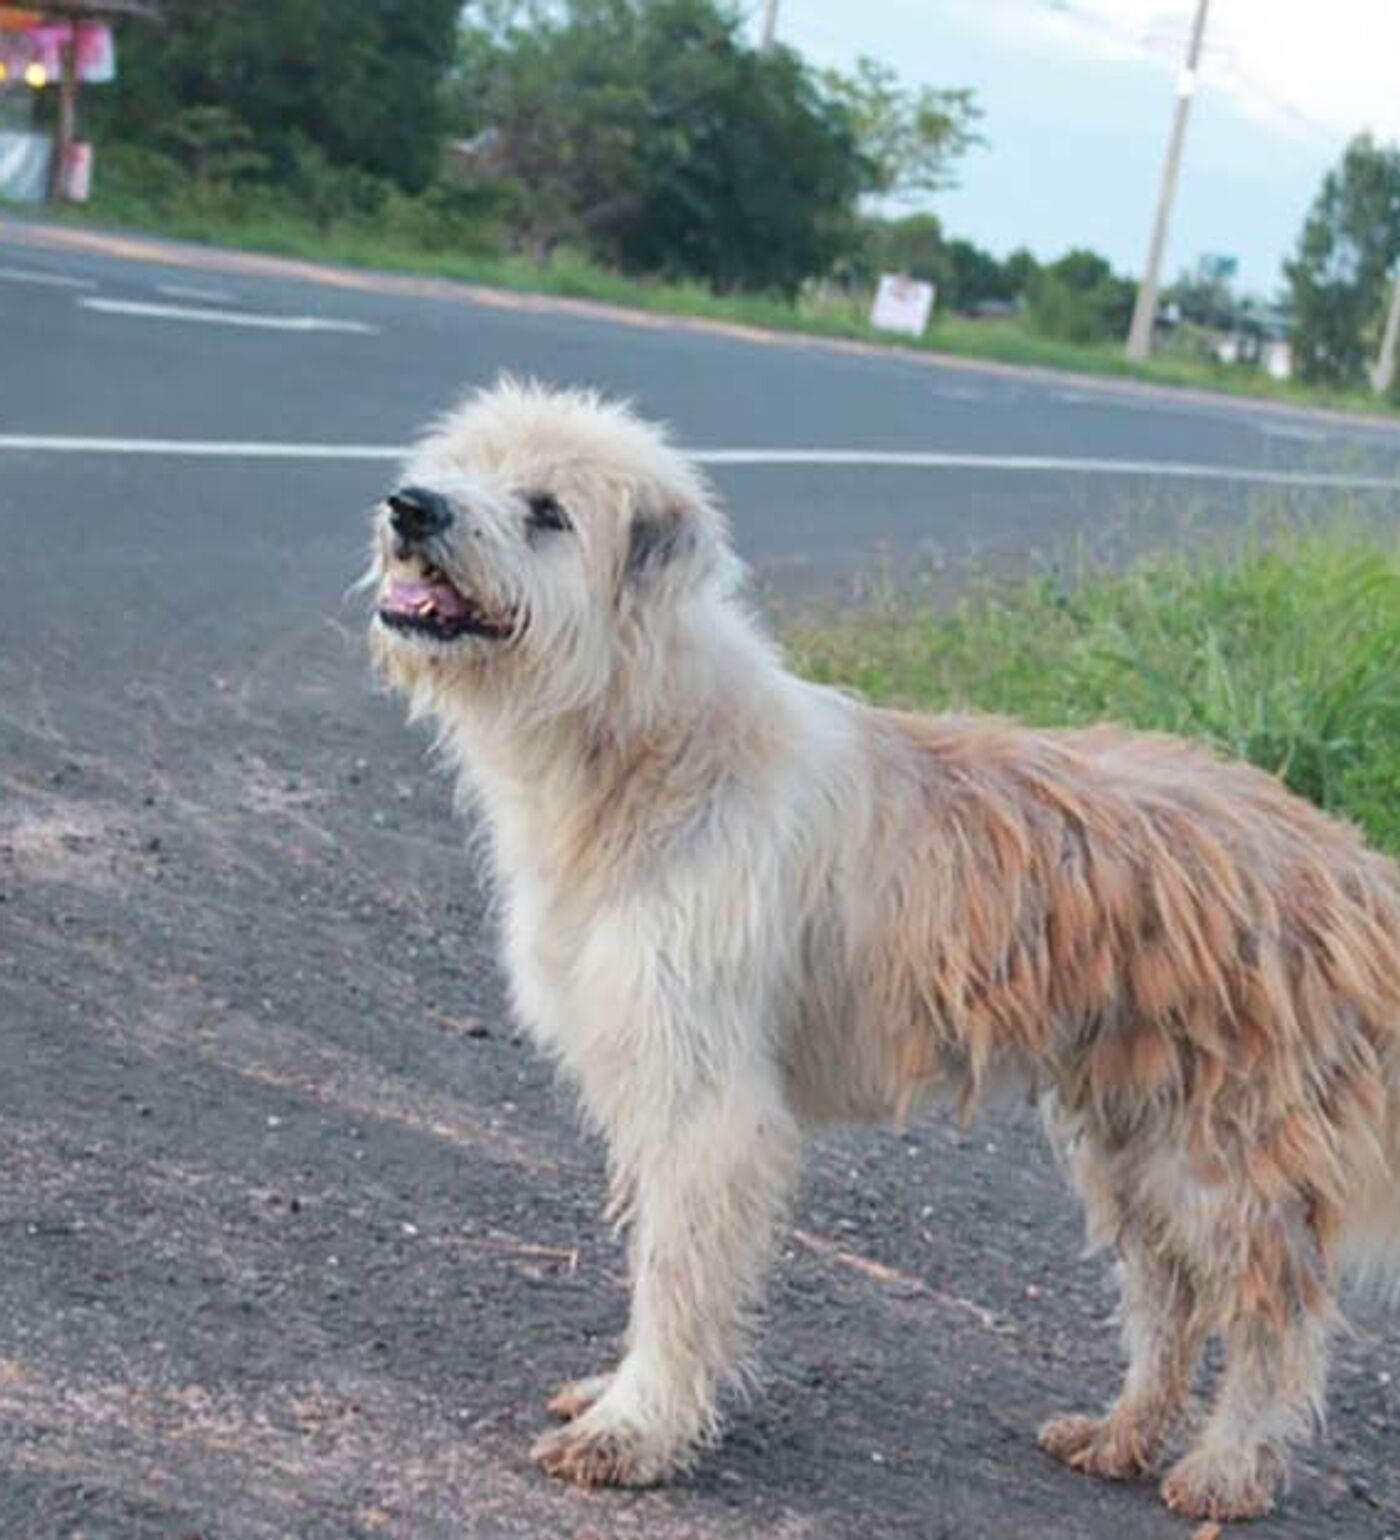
[784,524,1400,855]
[14,190,1396,421]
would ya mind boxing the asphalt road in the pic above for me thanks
[2,219,1400,1540]
[6,217,1400,593]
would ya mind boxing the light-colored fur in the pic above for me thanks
[368,380,1400,1520]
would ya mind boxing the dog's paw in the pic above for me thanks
[1039,1411,1157,1480]
[530,1408,679,1488]
[546,1372,615,1422]
[1160,1449,1276,1522]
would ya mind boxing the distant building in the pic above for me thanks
[1211,303,1294,381]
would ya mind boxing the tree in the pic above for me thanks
[1286,134,1400,387]
[101,0,462,192]
[1027,249,1135,345]
[619,10,866,294]
[942,238,1015,311]
[865,212,946,285]
[452,0,869,295]
[1003,247,1040,299]
[159,105,267,189]
[450,0,647,258]
[1168,256,1238,329]
[819,56,982,202]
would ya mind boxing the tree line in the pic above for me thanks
[88,0,1400,385]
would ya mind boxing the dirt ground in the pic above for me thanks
[2,568,1399,1540]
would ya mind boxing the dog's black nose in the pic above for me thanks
[387,485,453,543]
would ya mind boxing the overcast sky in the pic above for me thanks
[762,0,1400,297]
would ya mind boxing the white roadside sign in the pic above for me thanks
[870,274,935,337]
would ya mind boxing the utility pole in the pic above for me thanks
[759,0,779,51]
[1125,0,1211,361]
[1373,266,1400,397]
[46,29,79,201]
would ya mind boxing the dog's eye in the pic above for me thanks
[525,492,572,534]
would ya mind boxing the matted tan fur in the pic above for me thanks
[367,380,1400,1522]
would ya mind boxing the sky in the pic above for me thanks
[762,0,1400,298]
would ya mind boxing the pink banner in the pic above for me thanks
[0,19,115,83]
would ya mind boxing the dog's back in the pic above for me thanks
[835,708,1400,1272]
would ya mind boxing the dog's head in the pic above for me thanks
[368,379,736,718]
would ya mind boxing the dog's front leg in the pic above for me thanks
[532,1059,802,1486]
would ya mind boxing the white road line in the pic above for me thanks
[694,449,1400,492]
[0,436,1398,492]
[0,265,95,289]
[157,282,236,304]
[0,436,401,459]
[77,297,377,334]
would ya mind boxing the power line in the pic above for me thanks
[1125,0,1211,361]
[1216,60,1338,141]
[1029,3,1333,133]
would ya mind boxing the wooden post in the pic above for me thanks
[47,26,79,201]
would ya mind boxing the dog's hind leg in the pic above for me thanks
[1160,1211,1335,1522]
[1041,1230,1207,1480]
[531,1058,802,1487]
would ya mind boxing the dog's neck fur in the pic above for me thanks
[440,590,794,894]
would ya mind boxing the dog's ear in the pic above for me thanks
[625,502,697,586]
[619,477,732,609]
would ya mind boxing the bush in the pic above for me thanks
[85,132,506,259]
[85,142,189,222]
[284,136,392,233]
[376,179,515,256]
[1027,248,1135,345]
[90,110,282,227]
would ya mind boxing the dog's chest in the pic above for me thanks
[498,868,639,1058]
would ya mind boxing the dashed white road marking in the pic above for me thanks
[78,297,377,333]
[1,435,1399,494]
[1051,388,1203,419]
[156,282,236,304]
[1258,421,1331,444]
[0,264,95,289]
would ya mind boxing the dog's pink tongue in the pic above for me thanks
[383,578,469,617]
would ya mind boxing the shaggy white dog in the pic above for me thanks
[369,380,1400,1522]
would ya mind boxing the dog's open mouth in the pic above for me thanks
[378,564,514,642]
